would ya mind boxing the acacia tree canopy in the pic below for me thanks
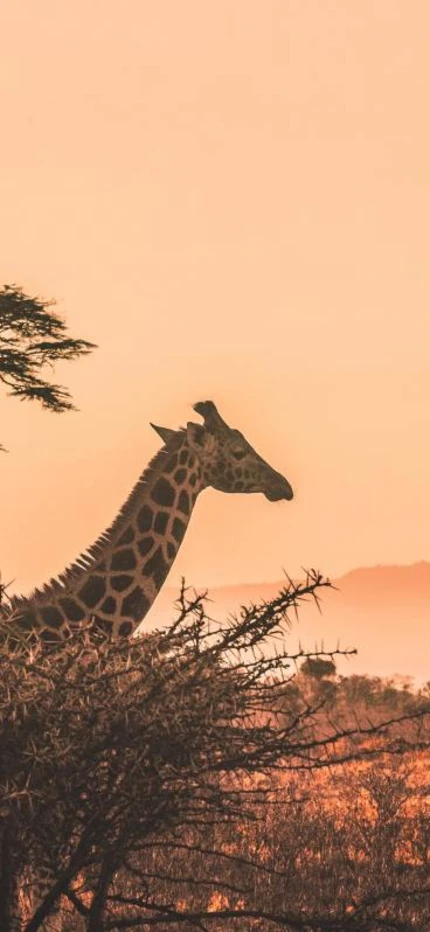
[301,657,337,679]
[0,284,96,449]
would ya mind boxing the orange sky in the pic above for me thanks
[1,1,430,598]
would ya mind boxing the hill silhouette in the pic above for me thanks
[148,561,430,685]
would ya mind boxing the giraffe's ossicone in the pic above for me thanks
[4,401,294,641]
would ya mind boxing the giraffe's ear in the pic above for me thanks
[150,423,176,443]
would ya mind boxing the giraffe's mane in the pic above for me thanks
[8,430,187,614]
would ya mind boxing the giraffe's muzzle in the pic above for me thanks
[265,477,294,502]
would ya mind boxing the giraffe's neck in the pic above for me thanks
[9,434,204,640]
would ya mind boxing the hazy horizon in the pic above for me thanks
[149,559,430,686]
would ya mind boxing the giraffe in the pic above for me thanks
[2,399,294,927]
[5,400,293,642]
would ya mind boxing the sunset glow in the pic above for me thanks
[1,0,430,632]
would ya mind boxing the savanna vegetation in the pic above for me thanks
[1,574,429,932]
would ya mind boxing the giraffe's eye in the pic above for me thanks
[232,448,246,460]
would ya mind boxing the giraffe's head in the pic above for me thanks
[152,401,293,502]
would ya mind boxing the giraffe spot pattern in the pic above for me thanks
[167,541,176,559]
[40,606,64,628]
[79,576,107,608]
[138,536,154,557]
[234,481,244,491]
[117,526,135,546]
[59,598,86,622]
[151,477,175,507]
[172,517,186,544]
[142,546,168,587]
[94,617,113,636]
[154,511,169,534]
[189,473,197,487]
[137,505,153,533]
[100,596,116,614]
[179,449,189,465]
[122,585,150,620]
[177,490,190,516]
[119,620,133,637]
[39,627,63,643]
[111,574,134,592]
[165,454,178,473]
[173,468,187,484]
[15,610,37,632]
[111,549,137,571]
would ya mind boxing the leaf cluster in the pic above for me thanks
[0,285,96,446]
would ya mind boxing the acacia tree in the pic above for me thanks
[0,284,96,449]
[1,572,429,932]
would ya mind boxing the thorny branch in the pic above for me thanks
[0,572,428,931]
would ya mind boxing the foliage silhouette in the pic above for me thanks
[1,572,429,931]
[0,285,96,450]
